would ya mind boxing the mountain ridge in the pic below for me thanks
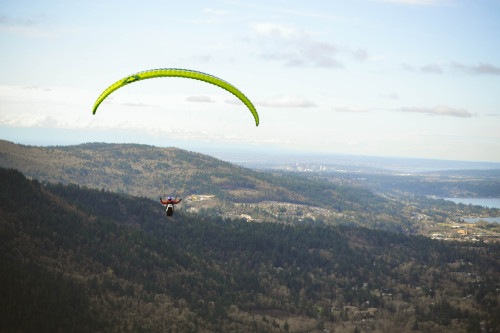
[2,139,499,237]
[0,139,413,231]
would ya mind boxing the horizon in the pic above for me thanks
[1,0,499,162]
[3,134,500,173]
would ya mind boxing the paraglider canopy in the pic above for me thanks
[92,68,259,126]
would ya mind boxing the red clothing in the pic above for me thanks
[160,198,181,205]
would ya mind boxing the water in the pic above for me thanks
[443,198,500,209]
[464,217,500,224]
[443,198,500,224]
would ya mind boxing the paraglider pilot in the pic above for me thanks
[160,196,182,216]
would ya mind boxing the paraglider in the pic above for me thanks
[92,68,259,126]
[92,68,259,218]
[160,196,182,216]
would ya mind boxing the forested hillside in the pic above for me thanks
[0,140,371,204]
[0,140,421,233]
[1,168,499,332]
[4,140,499,236]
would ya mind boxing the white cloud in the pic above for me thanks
[258,95,317,108]
[186,95,215,103]
[191,55,213,63]
[420,63,444,74]
[0,14,55,38]
[398,106,475,117]
[21,85,53,92]
[250,22,366,68]
[0,24,56,38]
[224,98,242,106]
[251,22,302,38]
[334,104,475,118]
[352,48,369,61]
[403,62,500,75]
[380,92,400,100]
[403,63,444,74]
[335,106,372,113]
[452,62,500,75]
[120,102,154,107]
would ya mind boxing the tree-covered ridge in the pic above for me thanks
[3,139,500,238]
[1,168,499,332]
[0,140,416,231]
[0,140,363,204]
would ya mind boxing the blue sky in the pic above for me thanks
[1,0,499,162]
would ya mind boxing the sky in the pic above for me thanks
[0,0,499,162]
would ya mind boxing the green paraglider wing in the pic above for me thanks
[92,68,259,126]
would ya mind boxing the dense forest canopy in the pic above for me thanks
[1,168,499,332]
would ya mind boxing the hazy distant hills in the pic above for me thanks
[209,149,500,173]
[2,168,499,332]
